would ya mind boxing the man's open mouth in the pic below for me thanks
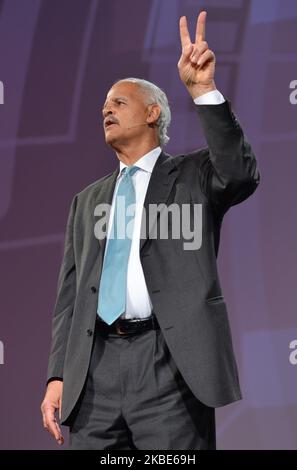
[104,118,119,128]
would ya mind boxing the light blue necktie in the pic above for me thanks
[97,165,139,325]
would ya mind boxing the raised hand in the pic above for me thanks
[178,11,216,98]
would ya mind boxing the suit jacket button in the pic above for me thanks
[87,329,93,337]
[91,286,97,293]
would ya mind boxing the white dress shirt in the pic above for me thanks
[105,89,225,320]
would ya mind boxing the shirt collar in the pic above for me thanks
[118,146,162,179]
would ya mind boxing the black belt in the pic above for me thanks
[96,312,160,336]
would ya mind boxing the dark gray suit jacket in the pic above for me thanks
[47,101,260,425]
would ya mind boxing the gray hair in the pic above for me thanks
[114,77,171,146]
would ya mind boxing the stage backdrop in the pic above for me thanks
[0,0,297,450]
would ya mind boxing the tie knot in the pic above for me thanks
[122,165,140,178]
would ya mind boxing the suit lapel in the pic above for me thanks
[139,151,178,251]
[93,166,119,255]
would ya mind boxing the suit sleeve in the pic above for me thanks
[196,100,260,213]
[46,195,78,383]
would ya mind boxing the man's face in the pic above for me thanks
[102,82,152,146]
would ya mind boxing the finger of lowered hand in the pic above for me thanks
[43,404,64,442]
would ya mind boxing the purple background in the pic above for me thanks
[0,0,297,450]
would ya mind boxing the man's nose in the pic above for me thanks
[103,104,114,118]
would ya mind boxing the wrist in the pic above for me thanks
[187,81,216,99]
[47,377,63,388]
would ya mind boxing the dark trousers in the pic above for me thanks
[68,321,216,450]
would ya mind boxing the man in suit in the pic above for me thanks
[41,11,260,449]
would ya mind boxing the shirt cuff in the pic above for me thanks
[193,89,225,105]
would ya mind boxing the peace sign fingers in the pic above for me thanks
[177,10,216,97]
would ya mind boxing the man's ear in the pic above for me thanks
[147,104,161,125]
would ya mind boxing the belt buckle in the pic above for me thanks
[115,322,127,335]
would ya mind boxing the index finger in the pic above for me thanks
[195,10,207,43]
[179,16,191,49]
